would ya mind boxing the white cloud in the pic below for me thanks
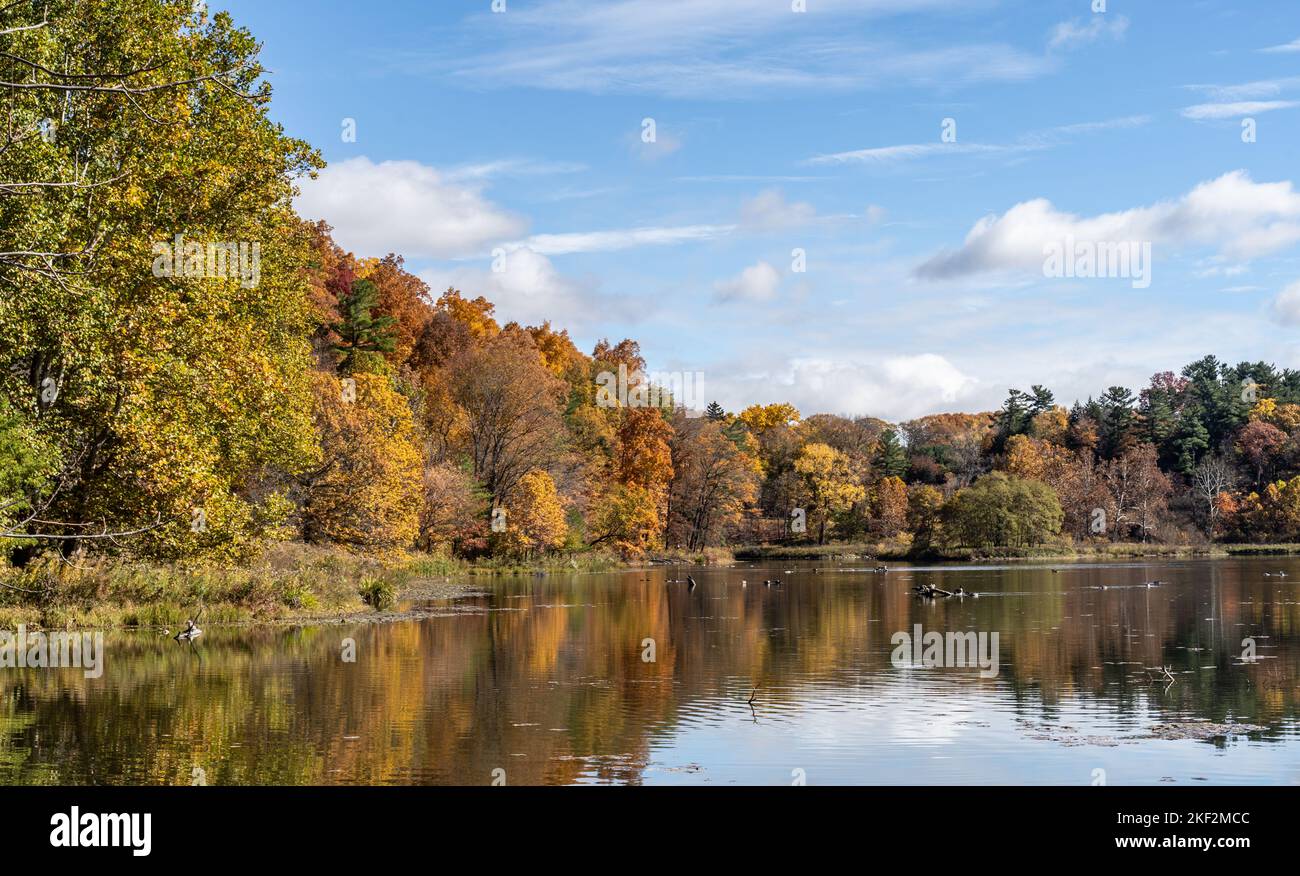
[713,261,782,303]
[1048,14,1129,51]
[808,142,1014,165]
[1272,281,1300,326]
[1187,77,1300,101]
[508,224,734,256]
[443,159,586,182]
[739,190,818,230]
[295,157,526,259]
[1182,100,1299,120]
[807,115,1148,165]
[1261,37,1300,53]
[418,247,609,330]
[916,171,1300,281]
[711,353,978,421]
[425,0,1052,99]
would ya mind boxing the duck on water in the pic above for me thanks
[174,606,203,642]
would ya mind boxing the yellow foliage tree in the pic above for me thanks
[738,403,801,433]
[435,288,500,340]
[1004,434,1047,481]
[502,470,568,556]
[793,442,865,544]
[1030,406,1070,444]
[592,484,663,557]
[301,372,422,548]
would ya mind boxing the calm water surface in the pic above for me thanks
[3,557,1300,785]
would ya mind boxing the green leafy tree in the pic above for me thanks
[942,472,1063,548]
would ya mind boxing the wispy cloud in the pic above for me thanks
[444,159,586,182]
[807,142,1017,165]
[1181,100,1300,120]
[1181,77,1300,120]
[676,175,826,183]
[1048,14,1129,51]
[1261,37,1300,53]
[507,224,735,256]
[418,0,1053,98]
[1186,77,1300,101]
[806,115,1149,165]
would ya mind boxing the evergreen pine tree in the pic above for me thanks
[874,428,908,479]
[333,278,397,373]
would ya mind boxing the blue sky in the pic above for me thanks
[222,0,1300,421]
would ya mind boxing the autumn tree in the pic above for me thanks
[501,469,567,557]
[1236,419,1287,487]
[906,484,945,553]
[418,461,485,554]
[436,288,500,340]
[793,442,865,544]
[448,333,565,505]
[666,416,759,550]
[300,373,422,548]
[739,403,801,434]
[358,254,431,367]
[871,476,908,538]
[591,484,663,556]
[0,0,323,560]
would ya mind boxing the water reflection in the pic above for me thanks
[2,558,1299,785]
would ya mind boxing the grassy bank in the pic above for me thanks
[0,542,625,632]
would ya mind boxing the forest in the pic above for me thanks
[5,1,1300,583]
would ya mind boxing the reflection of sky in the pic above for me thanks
[630,683,1300,785]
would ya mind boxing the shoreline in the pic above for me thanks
[6,540,1300,634]
[730,541,1300,562]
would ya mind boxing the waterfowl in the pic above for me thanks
[874,566,888,573]
[954,587,977,597]
[174,618,201,642]
[687,575,697,590]
[1265,571,1288,578]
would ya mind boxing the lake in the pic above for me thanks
[2,557,1299,785]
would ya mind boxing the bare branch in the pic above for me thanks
[0,512,165,541]
[0,50,163,81]
[0,65,260,98]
